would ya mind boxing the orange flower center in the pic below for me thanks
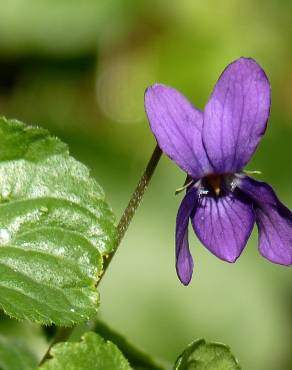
[205,174,222,196]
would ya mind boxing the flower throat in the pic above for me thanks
[205,174,222,196]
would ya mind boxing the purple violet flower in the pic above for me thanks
[144,57,292,285]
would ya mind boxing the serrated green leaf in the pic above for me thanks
[94,319,166,370]
[0,117,116,325]
[174,339,241,370]
[0,335,37,370]
[38,332,132,370]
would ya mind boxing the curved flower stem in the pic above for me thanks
[39,144,162,366]
[101,144,162,276]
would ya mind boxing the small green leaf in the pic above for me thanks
[0,117,116,325]
[94,319,166,370]
[0,335,37,370]
[174,339,241,370]
[38,332,132,370]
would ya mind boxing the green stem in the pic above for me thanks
[101,144,162,276]
[38,144,162,366]
[39,327,73,366]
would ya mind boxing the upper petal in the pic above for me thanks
[203,57,271,173]
[145,84,212,178]
[175,187,198,285]
[191,190,255,262]
[238,176,292,265]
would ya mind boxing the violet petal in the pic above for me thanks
[145,84,212,178]
[192,191,255,262]
[239,176,292,265]
[176,187,198,285]
[203,57,271,173]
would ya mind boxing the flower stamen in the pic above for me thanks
[206,174,221,196]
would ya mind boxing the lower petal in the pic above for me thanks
[176,187,198,285]
[192,191,255,262]
[238,176,292,265]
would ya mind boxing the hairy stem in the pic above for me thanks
[38,144,162,366]
[101,144,162,275]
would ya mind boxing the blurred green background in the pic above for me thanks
[0,1,291,369]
